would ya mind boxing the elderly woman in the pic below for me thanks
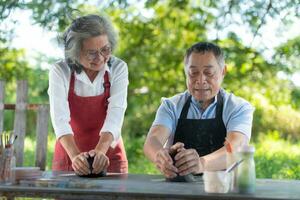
[48,14,128,175]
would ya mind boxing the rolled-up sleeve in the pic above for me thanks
[48,64,73,139]
[225,101,255,140]
[101,61,129,146]
[152,98,177,134]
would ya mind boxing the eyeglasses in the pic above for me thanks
[85,45,112,60]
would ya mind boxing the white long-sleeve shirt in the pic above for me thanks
[48,56,128,146]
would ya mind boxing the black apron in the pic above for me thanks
[173,92,226,157]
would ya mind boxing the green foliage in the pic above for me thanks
[0,44,49,103]
[291,87,300,109]
[124,135,159,174]
[275,36,300,73]
[0,46,30,81]
[255,131,300,179]
[248,92,300,140]
[107,1,216,138]
[23,134,55,170]
[1,2,299,128]
[0,44,49,137]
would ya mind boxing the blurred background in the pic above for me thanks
[0,0,299,179]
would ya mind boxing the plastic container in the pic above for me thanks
[203,171,230,193]
[226,151,238,191]
[236,145,256,194]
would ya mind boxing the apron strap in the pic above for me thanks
[69,71,110,105]
[179,95,192,119]
[215,92,224,120]
[68,72,76,98]
[103,71,111,105]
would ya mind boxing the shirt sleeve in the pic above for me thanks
[225,100,255,140]
[100,61,128,146]
[152,98,177,135]
[48,63,73,139]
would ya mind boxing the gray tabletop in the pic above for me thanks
[0,172,299,200]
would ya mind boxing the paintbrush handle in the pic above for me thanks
[226,159,244,173]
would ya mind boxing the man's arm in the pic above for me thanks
[201,131,248,171]
[144,125,179,178]
[144,125,169,162]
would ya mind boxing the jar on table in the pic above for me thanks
[1,147,16,185]
[236,145,256,194]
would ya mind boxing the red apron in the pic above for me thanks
[52,71,128,173]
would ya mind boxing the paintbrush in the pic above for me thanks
[0,133,2,155]
[10,135,18,146]
[226,159,244,173]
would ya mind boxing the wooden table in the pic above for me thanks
[0,172,299,200]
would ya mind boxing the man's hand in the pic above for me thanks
[71,152,90,175]
[155,148,178,178]
[174,148,204,175]
[169,142,185,156]
[89,149,110,174]
[154,142,185,178]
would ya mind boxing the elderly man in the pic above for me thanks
[144,42,254,179]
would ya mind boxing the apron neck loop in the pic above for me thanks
[180,91,223,119]
[179,95,192,119]
[69,72,76,97]
[103,71,110,105]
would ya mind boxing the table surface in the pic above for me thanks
[0,172,299,200]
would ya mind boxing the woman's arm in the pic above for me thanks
[100,60,129,146]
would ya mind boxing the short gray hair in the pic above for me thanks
[184,42,225,70]
[63,14,118,73]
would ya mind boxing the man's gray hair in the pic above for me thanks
[184,42,225,70]
[63,14,118,73]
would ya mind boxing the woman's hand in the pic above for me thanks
[71,152,90,175]
[89,149,110,174]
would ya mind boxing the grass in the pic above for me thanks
[23,134,55,170]
[22,132,300,179]
[254,132,300,179]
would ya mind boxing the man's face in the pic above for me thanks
[185,52,226,105]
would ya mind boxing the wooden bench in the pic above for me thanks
[0,80,49,170]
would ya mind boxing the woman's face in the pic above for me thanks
[79,35,111,71]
